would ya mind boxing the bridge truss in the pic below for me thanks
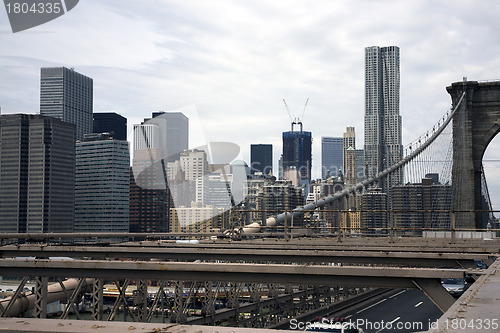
[0,237,497,329]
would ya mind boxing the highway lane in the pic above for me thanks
[341,289,443,333]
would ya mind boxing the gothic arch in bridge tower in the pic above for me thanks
[447,80,500,229]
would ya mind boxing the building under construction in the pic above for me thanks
[282,99,312,185]
[282,122,312,185]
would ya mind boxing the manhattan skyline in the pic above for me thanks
[0,1,499,209]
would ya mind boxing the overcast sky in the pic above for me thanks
[1,0,500,210]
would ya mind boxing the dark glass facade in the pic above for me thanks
[0,114,75,233]
[93,112,127,141]
[250,144,272,175]
[321,137,343,179]
[129,167,172,233]
[282,124,312,182]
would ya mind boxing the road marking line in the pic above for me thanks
[355,298,387,314]
[389,290,406,299]
[345,315,352,319]
[415,301,423,307]
[375,317,401,333]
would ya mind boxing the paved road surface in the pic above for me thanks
[343,289,443,333]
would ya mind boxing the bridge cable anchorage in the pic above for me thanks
[232,91,467,231]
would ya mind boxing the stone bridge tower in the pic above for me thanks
[447,80,500,229]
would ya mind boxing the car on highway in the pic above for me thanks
[474,259,488,269]
[441,278,466,297]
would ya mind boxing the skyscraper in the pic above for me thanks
[356,149,365,181]
[321,137,343,179]
[180,149,208,182]
[129,112,188,233]
[133,122,161,164]
[0,114,75,233]
[152,111,189,162]
[75,133,130,233]
[40,67,93,141]
[364,46,402,193]
[130,119,166,233]
[93,112,127,140]
[343,127,356,186]
[180,149,208,205]
[250,144,273,175]
[207,173,234,210]
[283,123,312,184]
[129,167,172,233]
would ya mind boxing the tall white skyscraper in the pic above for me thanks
[180,149,208,181]
[133,123,160,151]
[180,149,208,204]
[364,46,402,193]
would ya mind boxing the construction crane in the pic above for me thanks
[300,97,309,122]
[283,98,309,130]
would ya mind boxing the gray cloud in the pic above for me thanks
[1,0,500,208]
